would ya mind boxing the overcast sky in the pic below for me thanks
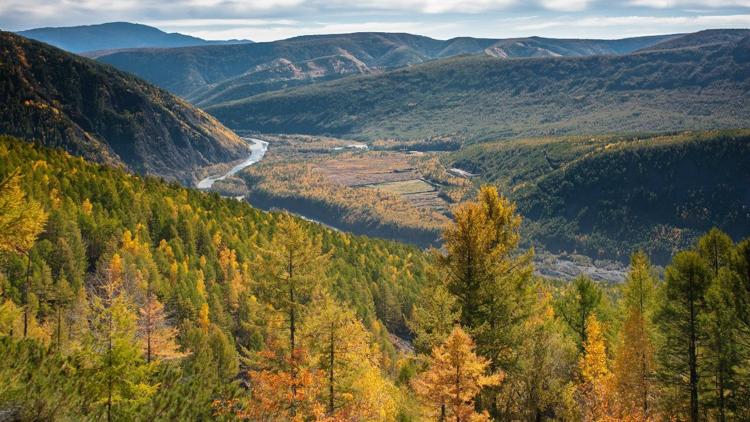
[2,0,750,41]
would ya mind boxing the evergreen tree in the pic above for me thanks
[656,251,711,422]
[557,276,604,352]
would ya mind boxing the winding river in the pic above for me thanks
[196,137,268,189]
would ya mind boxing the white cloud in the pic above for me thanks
[515,13,750,36]
[629,0,750,8]
[319,0,518,14]
[538,0,593,12]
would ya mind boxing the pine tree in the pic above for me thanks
[412,326,500,421]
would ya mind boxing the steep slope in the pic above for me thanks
[95,32,673,103]
[449,130,750,263]
[17,22,251,53]
[0,31,248,182]
[207,36,750,140]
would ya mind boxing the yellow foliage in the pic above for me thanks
[0,171,48,255]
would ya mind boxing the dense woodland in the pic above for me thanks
[450,130,750,263]
[1,135,750,420]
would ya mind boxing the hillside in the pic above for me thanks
[0,134,429,419]
[449,130,750,263]
[17,22,251,53]
[638,28,750,52]
[94,32,673,103]
[206,35,750,141]
[0,31,248,182]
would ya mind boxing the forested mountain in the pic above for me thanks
[0,135,427,419]
[637,28,750,52]
[93,32,673,104]
[3,138,750,421]
[17,22,251,53]
[449,130,750,263]
[0,31,248,183]
[205,33,750,140]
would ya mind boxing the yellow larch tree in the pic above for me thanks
[413,326,501,422]
[576,315,614,422]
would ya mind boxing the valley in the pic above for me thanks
[2,16,750,421]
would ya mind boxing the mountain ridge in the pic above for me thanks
[93,31,676,102]
[205,33,750,141]
[0,31,248,182]
[17,22,252,53]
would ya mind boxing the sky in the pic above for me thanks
[2,0,750,41]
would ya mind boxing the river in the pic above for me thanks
[196,137,268,189]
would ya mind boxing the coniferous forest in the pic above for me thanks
[2,11,750,422]
[2,135,750,421]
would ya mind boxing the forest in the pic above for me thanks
[2,135,750,421]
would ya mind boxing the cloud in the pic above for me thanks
[629,0,750,8]
[538,0,593,12]
[319,0,518,14]
[515,13,750,33]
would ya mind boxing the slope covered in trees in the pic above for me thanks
[0,32,247,183]
[0,135,428,419]
[2,136,750,420]
[94,31,673,104]
[206,34,750,141]
[449,130,750,263]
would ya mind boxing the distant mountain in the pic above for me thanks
[17,22,252,53]
[0,31,248,182]
[449,130,750,263]
[93,32,674,105]
[205,33,750,141]
[637,28,750,52]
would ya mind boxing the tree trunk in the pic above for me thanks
[23,252,31,338]
[329,324,335,415]
[688,275,699,422]
[288,250,297,417]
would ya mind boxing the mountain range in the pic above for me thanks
[93,31,677,106]
[17,22,252,54]
[204,30,750,141]
[0,31,247,182]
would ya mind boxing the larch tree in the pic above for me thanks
[0,170,48,338]
[732,239,750,420]
[576,315,612,422]
[138,292,181,364]
[557,276,604,353]
[612,252,657,419]
[301,292,374,416]
[656,251,711,422]
[438,186,533,373]
[89,254,150,422]
[412,326,501,422]
[255,213,330,416]
[408,276,460,355]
